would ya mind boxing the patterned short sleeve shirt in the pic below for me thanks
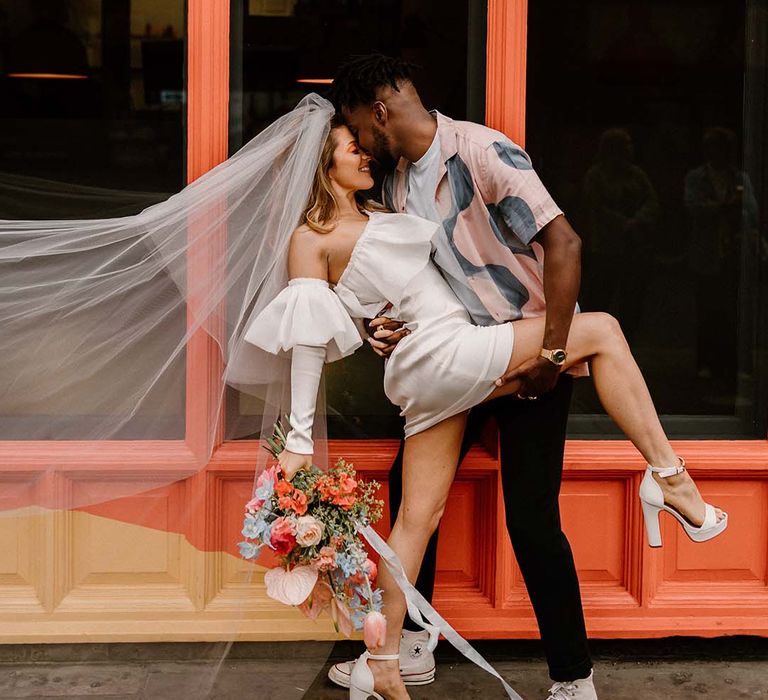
[383,111,588,376]
[383,112,564,324]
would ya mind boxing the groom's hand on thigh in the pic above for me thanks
[496,356,560,397]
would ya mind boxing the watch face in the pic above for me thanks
[553,349,567,364]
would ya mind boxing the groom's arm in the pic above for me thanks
[538,216,581,355]
[496,215,581,395]
[476,139,581,394]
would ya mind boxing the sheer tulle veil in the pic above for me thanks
[0,92,336,515]
[0,91,527,699]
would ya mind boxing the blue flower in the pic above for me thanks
[238,540,262,560]
[351,609,366,630]
[241,513,261,539]
[369,588,383,610]
[241,512,273,547]
[253,518,274,548]
[335,552,359,578]
[253,476,275,504]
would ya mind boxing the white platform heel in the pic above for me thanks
[349,651,401,700]
[639,457,728,547]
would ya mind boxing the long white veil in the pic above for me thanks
[0,89,527,699]
[0,92,335,514]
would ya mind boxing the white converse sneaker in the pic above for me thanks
[328,629,436,689]
[546,669,597,699]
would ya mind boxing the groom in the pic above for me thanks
[327,55,597,700]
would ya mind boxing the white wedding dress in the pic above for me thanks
[244,209,525,700]
[244,210,514,448]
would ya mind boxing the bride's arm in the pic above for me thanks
[278,227,329,479]
[245,228,362,479]
[278,343,324,479]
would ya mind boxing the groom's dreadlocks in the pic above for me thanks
[329,54,419,111]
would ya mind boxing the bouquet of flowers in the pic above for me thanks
[239,421,387,645]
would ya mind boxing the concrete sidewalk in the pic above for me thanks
[0,638,765,699]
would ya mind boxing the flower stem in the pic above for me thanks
[364,573,375,613]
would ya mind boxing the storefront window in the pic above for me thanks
[0,0,187,438]
[527,0,767,438]
[227,0,487,440]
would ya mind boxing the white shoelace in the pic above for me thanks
[547,681,577,699]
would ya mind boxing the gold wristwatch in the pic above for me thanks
[540,348,567,366]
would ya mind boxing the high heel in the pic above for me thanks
[349,651,401,700]
[638,457,728,547]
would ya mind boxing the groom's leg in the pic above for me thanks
[388,408,484,631]
[494,375,593,682]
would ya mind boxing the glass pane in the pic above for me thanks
[527,0,766,438]
[227,0,486,440]
[0,0,187,438]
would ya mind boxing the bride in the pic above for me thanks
[245,110,728,700]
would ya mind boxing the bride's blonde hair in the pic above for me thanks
[302,115,383,233]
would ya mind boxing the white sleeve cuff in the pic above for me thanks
[283,344,325,455]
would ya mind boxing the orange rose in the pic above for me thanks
[289,489,308,516]
[275,479,293,496]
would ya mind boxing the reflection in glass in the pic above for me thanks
[0,1,187,438]
[0,1,186,217]
[582,128,659,345]
[527,1,765,437]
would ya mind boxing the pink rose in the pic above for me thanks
[295,515,324,547]
[245,496,263,512]
[315,546,337,571]
[363,611,387,649]
[270,516,297,556]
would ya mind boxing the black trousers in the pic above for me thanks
[388,374,592,682]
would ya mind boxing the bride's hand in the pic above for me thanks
[366,316,411,358]
[278,449,313,481]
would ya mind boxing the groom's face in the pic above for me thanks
[342,104,399,173]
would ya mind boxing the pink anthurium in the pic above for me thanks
[264,565,318,606]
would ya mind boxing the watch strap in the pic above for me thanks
[540,347,567,365]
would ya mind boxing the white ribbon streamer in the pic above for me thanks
[360,524,524,700]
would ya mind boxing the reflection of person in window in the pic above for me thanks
[684,127,758,382]
[582,129,659,343]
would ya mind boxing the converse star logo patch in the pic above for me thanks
[409,643,424,658]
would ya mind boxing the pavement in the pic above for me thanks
[0,637,765,699]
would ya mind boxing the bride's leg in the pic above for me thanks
[367,411,467,699]
[485,311,724,527]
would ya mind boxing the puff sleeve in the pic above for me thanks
[242,278,363,455]
[242,278,363,361]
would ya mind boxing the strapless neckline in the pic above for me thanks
[334,211,381,289]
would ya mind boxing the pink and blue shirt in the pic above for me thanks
[383,111,587,376]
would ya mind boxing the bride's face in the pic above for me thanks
[328,126,374,192]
